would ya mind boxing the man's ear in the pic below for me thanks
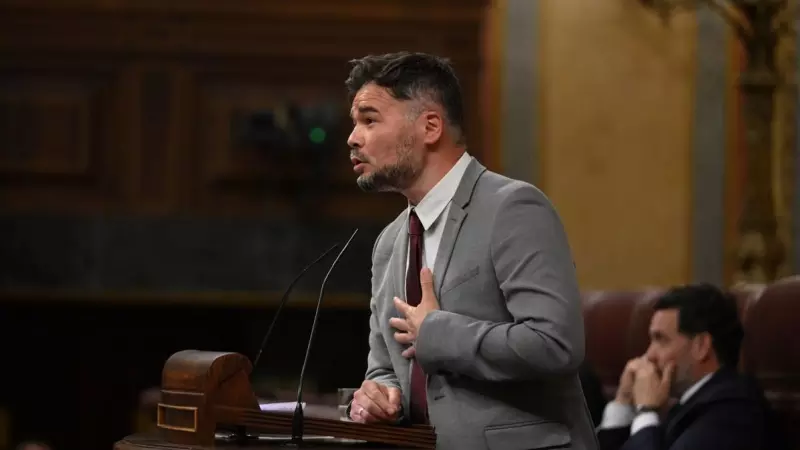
[691,332,713,362]
[421,111,444,146]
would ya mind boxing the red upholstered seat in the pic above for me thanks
[740,276,800,448]
[729,283,766,372]
[625,290,663,358]
[582,289,663,399]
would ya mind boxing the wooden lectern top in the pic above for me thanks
[115,350,436,450]
[115,433,426,450]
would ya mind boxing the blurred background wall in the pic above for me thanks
[0,0,796,449]
[486,0,797,290]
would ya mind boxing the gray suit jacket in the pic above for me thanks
[365,159,599,450]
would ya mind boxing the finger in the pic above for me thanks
[349,400,369,422]
[394,331,415,345]
[351,402,380,423]
[620,368,634,385]
[387,388,402,418]
[630,357,646,371]
[361,383,396,419]
[361,397,391,420]
[349,400,365,422]
[419,268,437,305]
[624,360,640,376]
[359,409,380,423]
[387,387,402,408]
[388,317,410,332]
[624,360,636,373]
[661,362,675,388]
[352,389,369,413]
[393,297,412,316]
[353,386,384,418]
[358,380,379,396]
[374,385,401,418]
[636,360,655,376]
[401,346,416,359]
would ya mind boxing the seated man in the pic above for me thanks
[597,284,773,450]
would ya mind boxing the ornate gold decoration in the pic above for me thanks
[642,0,797,283]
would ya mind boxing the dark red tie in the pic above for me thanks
[406,210,428,424]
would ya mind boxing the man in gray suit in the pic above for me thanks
[344,52,598,450]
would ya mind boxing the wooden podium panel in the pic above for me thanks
[115,350,436,449]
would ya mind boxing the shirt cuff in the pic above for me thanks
[631,411,660,435]
[598,401,636,429]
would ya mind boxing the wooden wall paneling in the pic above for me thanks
[0,5,484,63]
[0,0,487,220]
[187,71,347,218]
[136,65,181,214]
[0,61,134,214]
[0,0,487,23]
[181,60,478,221]
[0,4,489,449]
[0,77,92,176]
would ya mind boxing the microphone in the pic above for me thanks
[292,228,359,444]
[252,243,340,371]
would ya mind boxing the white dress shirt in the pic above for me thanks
[599,372,714,435]
[405,151,473,280]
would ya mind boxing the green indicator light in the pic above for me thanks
[309,127,326,144]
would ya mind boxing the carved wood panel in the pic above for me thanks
[0,66,134,213]
[0,78,92,176]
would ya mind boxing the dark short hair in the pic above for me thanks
[653,283,744,368]
[345,52,465,143]
[16,440,52,450]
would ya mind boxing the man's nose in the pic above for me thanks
[347,128,362,149]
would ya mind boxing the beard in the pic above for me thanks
[668,359,694,397]
[355,131,420,193]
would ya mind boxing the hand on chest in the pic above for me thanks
[398,260,506,322]
[382,207,508,323]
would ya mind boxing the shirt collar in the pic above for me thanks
[679,372,714,404]
[410,152,472,230]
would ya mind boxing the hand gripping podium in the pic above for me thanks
[114,350,437,449]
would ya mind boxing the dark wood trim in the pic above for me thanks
[0,288,370,308]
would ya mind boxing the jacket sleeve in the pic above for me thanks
[415,183,584,381]
[617,400,768,450]
[620,426,663,450]
[597,427,633,450]
[658,402,767,450]
[364,298,401,389]
[363,226,400,390]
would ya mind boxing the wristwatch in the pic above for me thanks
[635,404,659,415]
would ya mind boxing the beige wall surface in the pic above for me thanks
[537,0,697,289]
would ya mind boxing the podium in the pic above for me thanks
[114,350,436,449]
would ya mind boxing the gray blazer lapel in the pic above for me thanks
[432,206,466,297]
[431,158,487,297]
[391,209,410,300]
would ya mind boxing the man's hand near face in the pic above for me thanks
[349,380,402,424]
[632,360,675,409]
[615,357,648,405]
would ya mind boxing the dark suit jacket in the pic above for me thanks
[597,369,781,450]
